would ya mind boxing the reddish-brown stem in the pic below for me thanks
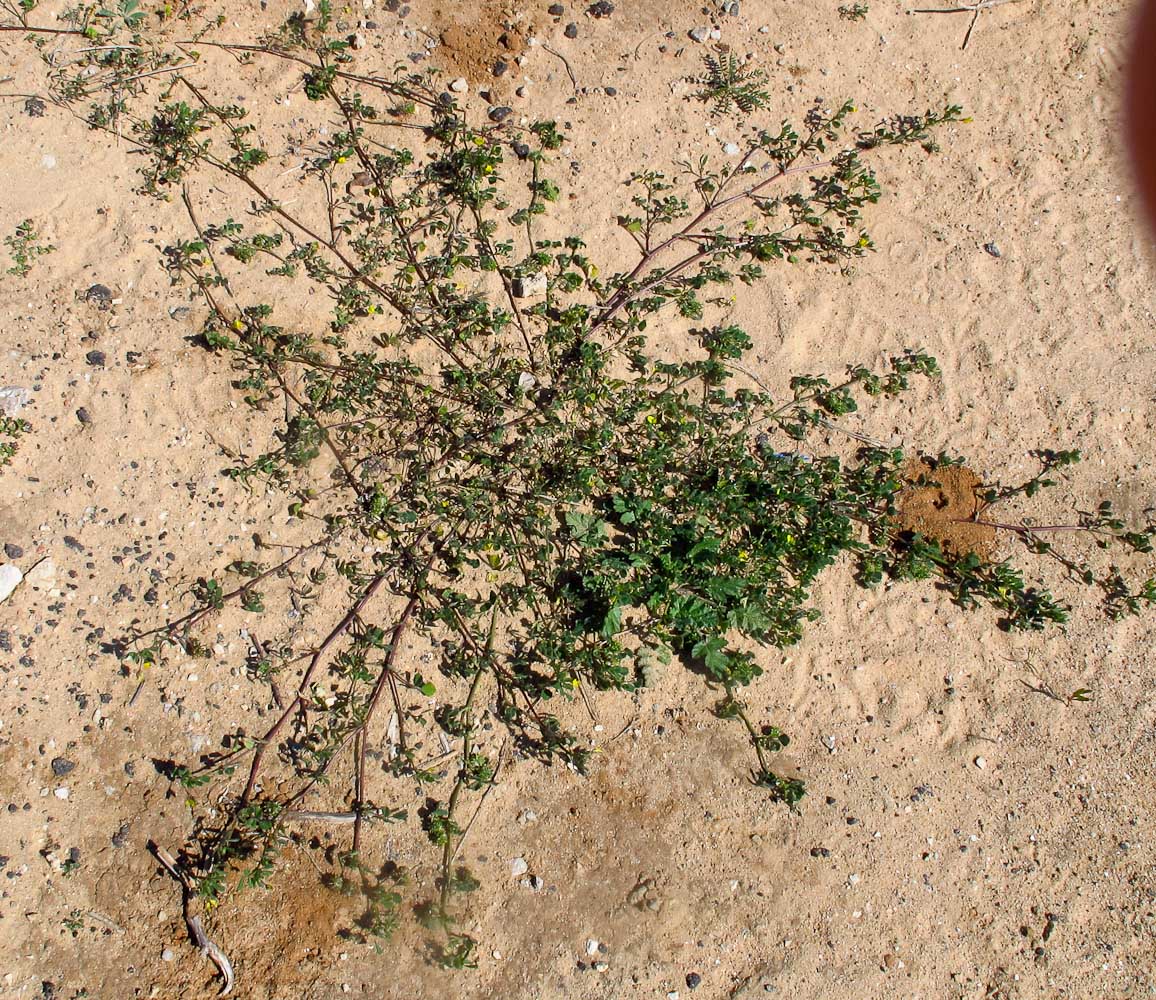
[239,572,388,804]
[352,589,421,851]
[131,540,324,642]
[588,155,836,338]
[954,518,1098,535]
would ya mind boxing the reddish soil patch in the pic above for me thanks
[435,2,530,90]
[896,460,996,559]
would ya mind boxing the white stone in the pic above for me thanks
[0,386,30,417]
[510,856,529,878]
[25,559,56,591]
[513,272,547,298]
[974,756,987,769]
[586,938,599,956]
[449,78,469,93]
[0,564,22,603]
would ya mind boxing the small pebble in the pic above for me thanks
[54,787,69,800]
[686,971,702,989]
[76,407,92,425]
[983,242,1001,258]
[3,543,23,559]
[564,22,578,37]
[586,938,599,956]
[723,142,741,155]
[84,284,113,308]
[85,351,107,367]
[689,26,709,42]
[548,2,565,13]
[488,106,513,123]
[510,856,529,877]
[593,961,609,973]
[449,77,468,93]
[51,758,76,777]
[493,58,509,76]
[587,0,614,16]
[974,756,987,769]
[809,846,830,858]
[161,948,174,962]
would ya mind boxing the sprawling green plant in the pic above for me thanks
[7,6,1153,983]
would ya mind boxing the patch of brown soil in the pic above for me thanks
[896,460,995,559]
[435,2,529,89]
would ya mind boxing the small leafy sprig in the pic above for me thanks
[4,219,55,277]
[694,53,771,117]
[0,416,31,467]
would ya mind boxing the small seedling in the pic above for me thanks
[0,416,31,468]
[4,219,55,277]
[694,53,770,116]
[839,3,870,20]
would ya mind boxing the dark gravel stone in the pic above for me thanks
[513,142,531,160]
[76,407,92,425]
[548,2,565,13]
[846,816,860,826]
[488,106,513,122]
[3,543,23,559]
[564,21,578,37]
[63,536,84,552]
[604,86,617,96]
[587,0,614,15]
[809,846,830,858]
[111,823,130,848]
[686,972,702,989]
[493,58,509,76]
[51,757,76,777]
[85,351,106,367]
[24,97,46,117]
[984,241,1001,258]
[84,284,113,308]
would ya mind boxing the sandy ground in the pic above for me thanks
[1,0,1155,998]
